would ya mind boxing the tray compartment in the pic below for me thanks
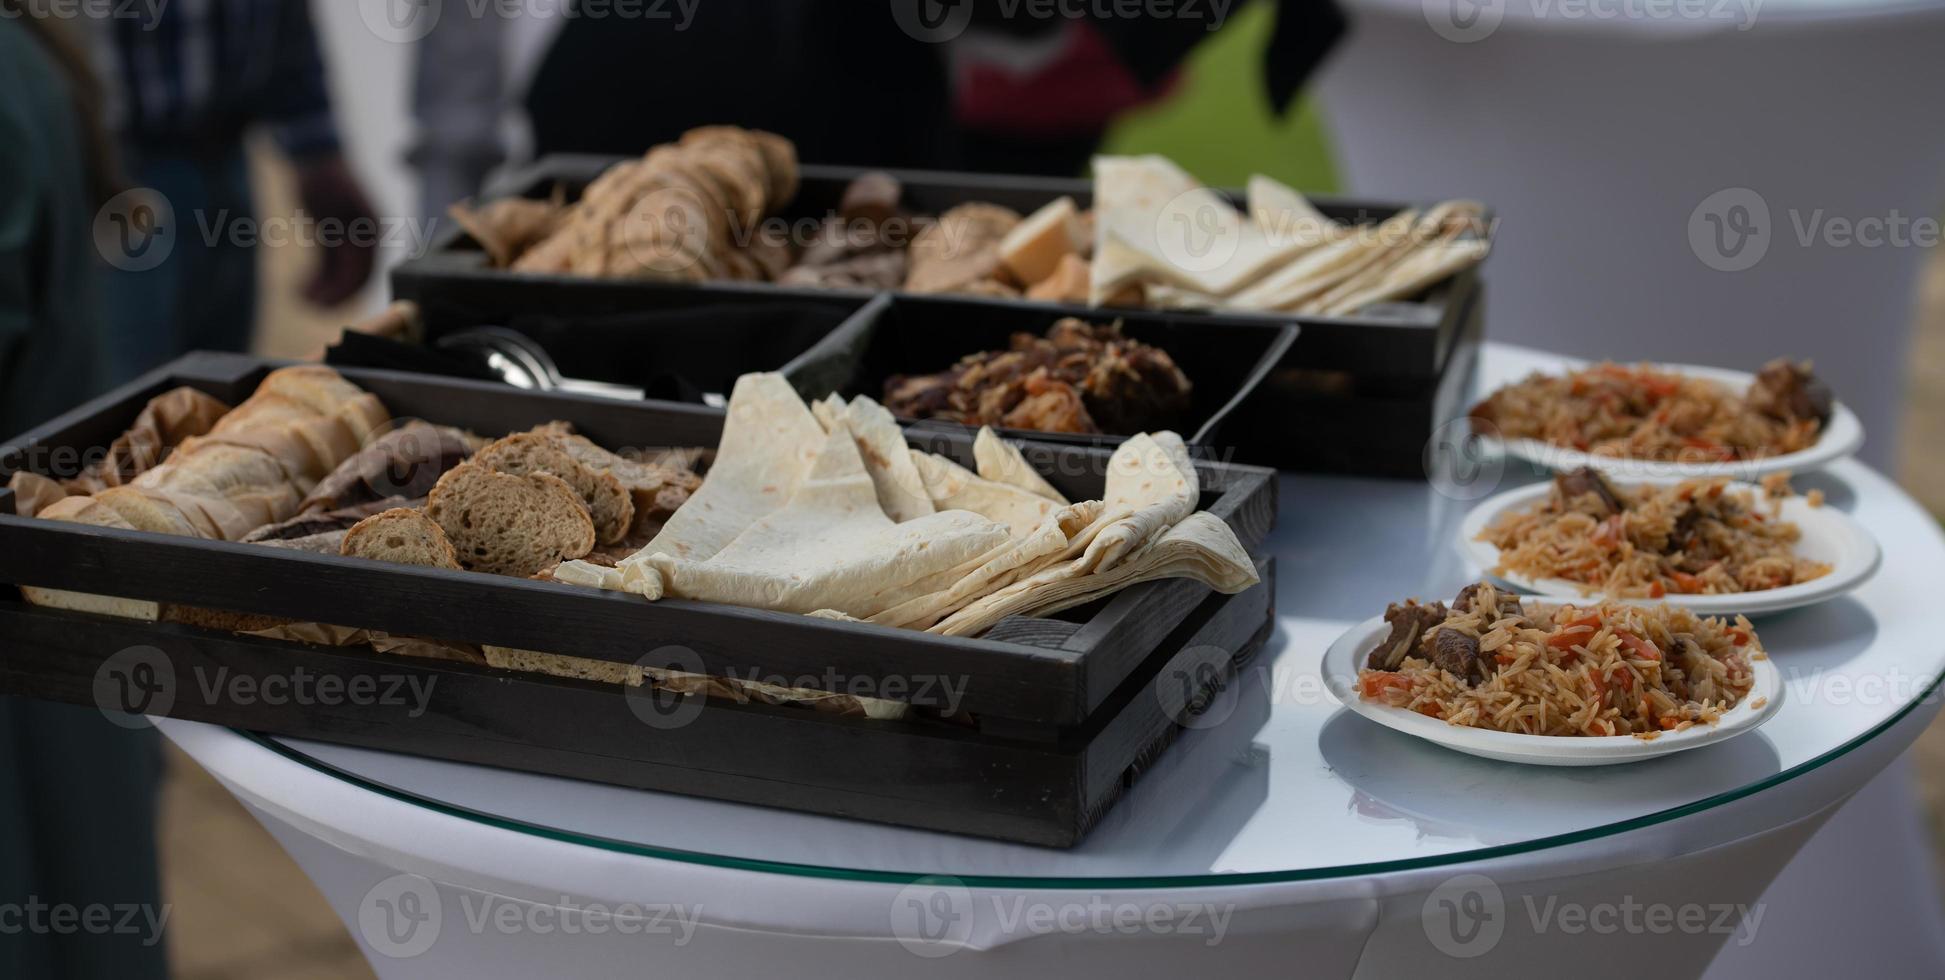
[780,293,1297,450]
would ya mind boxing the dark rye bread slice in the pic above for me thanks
[473,432,634,545]
[297,422,477,515]
[425,461,595,577]
[342,508,462,570]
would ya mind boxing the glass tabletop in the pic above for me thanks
[261,348,1945,887]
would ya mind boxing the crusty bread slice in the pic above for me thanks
[34,494,132,528]
[342,508,461,570]
[133,443,304,536]
[474,432,634,545]
[254,366,378,418]
[296,422,473,515]
[481,645,645,687]
[178,425,330,492]
[94,487,207,537]
[21,587,159,622]
[160,605,291,633]
[530,426,702,539]
[425,461,595,576]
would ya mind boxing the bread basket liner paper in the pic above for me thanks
[65,386,231,494]
[240,622,486,665]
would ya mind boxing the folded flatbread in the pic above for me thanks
[619,373,825,586]
[973,427,1067,504]
[930,512,1258,637]
[637,426,1011,616]
[837,395,934,522]
[909,450,1060,537]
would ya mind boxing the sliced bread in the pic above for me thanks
[425,461,595,576]
[473,432,634,545]
[482,645,646,687]
[530,426,703,538]
[341,508,462,570]
[93,487,207,537]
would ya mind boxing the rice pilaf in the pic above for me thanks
[1469,359,1832,463]
[1357,582,1760,738]
[1481,468,1832,598]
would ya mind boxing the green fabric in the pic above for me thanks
[0,20,111,434]
[1100,1,1340,194]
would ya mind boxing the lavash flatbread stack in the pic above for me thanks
[553,373,1258,639]
[1090,155,1490,316]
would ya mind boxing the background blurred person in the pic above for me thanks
[0,6,169,978]
[91,0,379,383]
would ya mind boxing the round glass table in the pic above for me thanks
[160,344,1945,978]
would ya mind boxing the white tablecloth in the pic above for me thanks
[157,345,1945,977]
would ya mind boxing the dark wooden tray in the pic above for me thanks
[779,293,1298,452]
[0,354,1279,844]
[394,157,1483,381]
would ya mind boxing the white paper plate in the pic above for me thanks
[1325,615,1784,766]
[1459,479,1881,616]
[1472,361,1865,480]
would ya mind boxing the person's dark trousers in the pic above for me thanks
[0,699,168,977]
[103,143,259,385]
